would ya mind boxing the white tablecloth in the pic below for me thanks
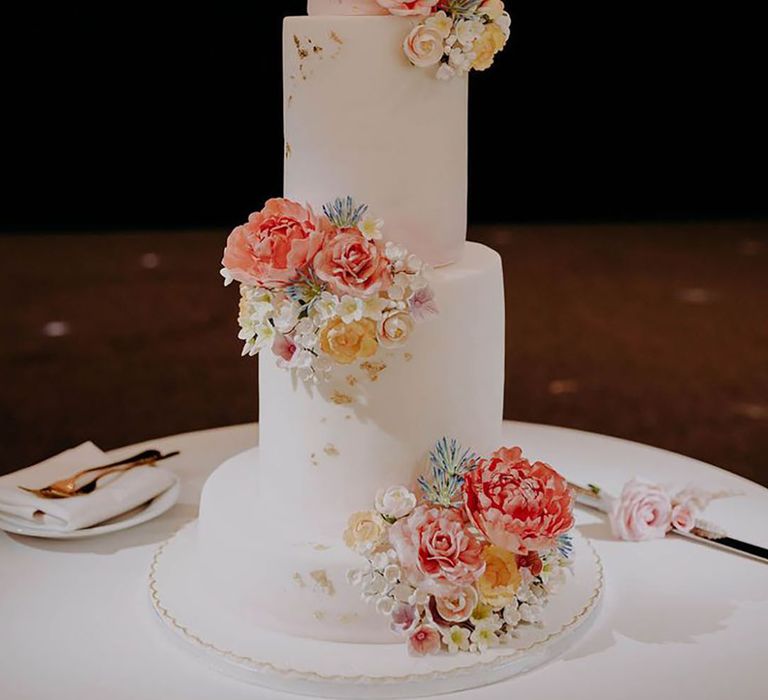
[1,422,767,700]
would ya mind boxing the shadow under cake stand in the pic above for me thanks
[149,430,603,698]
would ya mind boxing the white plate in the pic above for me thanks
[0,475,181,539]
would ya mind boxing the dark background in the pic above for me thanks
[3,2,766,232]
[2,3,767,486]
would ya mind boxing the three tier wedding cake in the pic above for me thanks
[198,0,577,659]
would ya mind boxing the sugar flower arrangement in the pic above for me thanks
[377,0,511,79]
[344,439,575,655]
[608,480,734,542]
[221,197,437,380]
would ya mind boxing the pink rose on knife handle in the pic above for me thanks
[390,505,485,592]
[313,228,392,297]
[670,502,696,533]
[463,447,575,554]
[377,0,439,16]
[222,198,330,287]
[609,480,673,541]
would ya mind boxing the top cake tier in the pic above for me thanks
[283,14,468,266]
[307,0,388,15]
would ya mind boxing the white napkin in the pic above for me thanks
[0,442,176,532]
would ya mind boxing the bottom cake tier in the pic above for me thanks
[198,446,396,643]
[154,434,604,698]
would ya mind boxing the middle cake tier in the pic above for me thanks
[257,242,505,543]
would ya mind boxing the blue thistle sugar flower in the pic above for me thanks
[323,196,368,229]
[284,268,325,308]
[440,0,484,16]
[418,437,479,508]
[557,533,574,559]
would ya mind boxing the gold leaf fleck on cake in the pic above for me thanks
[360,361,387,382]
[323,443,339,457]
[293,573,306,588]
[404,352,413,362]
[311,543,331,551]
[313,45,323,55]
[331,391,353,405]
[313,610,326,621]
[287,94,294,108]
[293,35,309,60]
[338,613,360,625]
[330,31,344,45]
[310,570,336,597]
[285,142,292,159]
[310,452,319,466]
[346,375,358,387]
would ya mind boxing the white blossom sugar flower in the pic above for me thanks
[442,625,471,654]
[376,596,396,615]
[503,603,522,628]
[311,292,338,323]
[338,295,365,324]
[363,295,390,319]
[409,586,431,607]
[455,19,485,48]
[424,10,453,39]
[383,564,402,583]
[375,485,417,521]
[220,267,235,286]
[437,63,456,80]
[273,299,300,333]
[481,0,505,20]
[519,601,544,624]
[470,625,500,652]
[359,216,384,240]
[385,241,407,265]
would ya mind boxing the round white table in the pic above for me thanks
[2,422,767,700]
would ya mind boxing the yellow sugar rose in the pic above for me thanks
[319,317,378,364]
[477,545,522,609]
[471,23,507,71]
[344,511,385,554]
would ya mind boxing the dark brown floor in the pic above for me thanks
[1,222,766,486]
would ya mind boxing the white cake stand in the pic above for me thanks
[149,451,603,699]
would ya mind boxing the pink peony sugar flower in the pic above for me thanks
[409,286,439,321]
[222,198,330,288]
[407,624,442,656]
[463,447,575,555]
[271,333,297,362]
[390,505,485,593]
[313,228,393,298]
[377,0,439,16]
[609,479,673,541]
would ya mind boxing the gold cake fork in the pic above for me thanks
[18,449,180,499]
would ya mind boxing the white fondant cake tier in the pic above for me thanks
[284,14,468,266]
[258,242,504,543]
[161,434,604,697]
[199,242,504,643]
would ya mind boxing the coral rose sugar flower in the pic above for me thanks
[463,447,575,555]
[377,0,440,16]
[222,198,329,287]
[313,228,393,298]
[389,505,485,593]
